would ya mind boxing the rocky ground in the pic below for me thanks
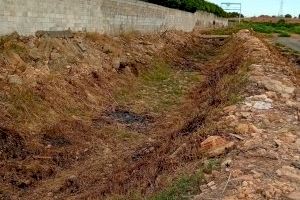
[193,31,300,200]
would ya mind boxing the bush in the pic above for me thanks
[277,19,286,24]
[227,12,244,18]
[142,0,227,17]
[285,14,292,18]
[252,24,274,33]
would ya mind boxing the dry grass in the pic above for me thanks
[93,35,251,200]
[85,32,103,42]
[0,29,253,200]
[119,30,142,42]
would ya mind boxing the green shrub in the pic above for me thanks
[141,0,227,17]
[292,26,300,34]
[277,19,286,24]
[252,25,274,34]
[150,172,204,200]
[150,159,220,200]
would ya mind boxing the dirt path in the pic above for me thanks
[276,36,300,52]
[193,31,300,200]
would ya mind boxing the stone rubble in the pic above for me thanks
[193,30,300,200]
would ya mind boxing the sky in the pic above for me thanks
[208,0,300,17]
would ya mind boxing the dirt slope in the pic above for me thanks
[193,31,300,200]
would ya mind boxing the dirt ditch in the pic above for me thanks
[99,39,246,198]
[0,30,251,199]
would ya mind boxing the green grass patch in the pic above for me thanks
[209,21,300,36]
[151,174,202,200]
[114,61,202,113]
[141,61,173,83]
[291,26,300,34]
[247,21,300,35]
[150,159,220,200]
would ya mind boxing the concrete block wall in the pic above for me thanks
[0,0,228,36]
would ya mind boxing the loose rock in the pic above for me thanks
[8,74,23,85]
[50,52,60,60]
[276,166,300,182]
[253,101,273,110]
[235,123,249,134]
[261,78,295,95]
[279,132,297,144]
[207,181,215,187]
[286,191,300,200]
[201,136,235,157]
[223,105,237,113]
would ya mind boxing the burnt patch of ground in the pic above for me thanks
[41,134,71,148]
[0,127,26,160]
[107,108,153,125]
[104,107,154,133]
[0,120,92,197]
[177,115,206,136]
[92,107,155,134]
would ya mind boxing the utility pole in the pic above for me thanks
[278,0,284,17]
[221,2,242,23]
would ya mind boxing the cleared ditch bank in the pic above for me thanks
[0,30,252,199]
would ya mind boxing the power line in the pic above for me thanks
[278,0,284,17]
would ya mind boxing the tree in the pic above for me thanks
[141,0,227,17]
[298,14,300,19]
[277,19,286,24]
[227,12,244,18]
[285,14,292,18]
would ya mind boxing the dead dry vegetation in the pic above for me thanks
[0,29,253,199]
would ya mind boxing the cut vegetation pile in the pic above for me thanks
[0,30,252,199]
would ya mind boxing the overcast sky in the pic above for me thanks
[208,0,300,17]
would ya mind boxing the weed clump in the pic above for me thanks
[151,159,220,200]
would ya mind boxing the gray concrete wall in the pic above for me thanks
[0,0,228,36]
